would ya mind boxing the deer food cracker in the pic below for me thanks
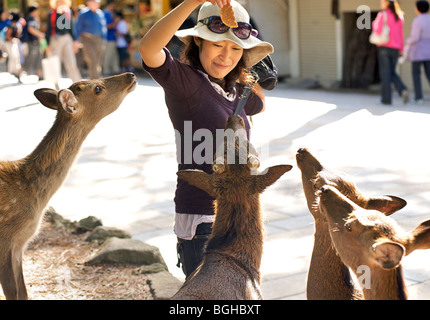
[220,3,238,28]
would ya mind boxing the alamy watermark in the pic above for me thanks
[174,121,270,174]
[56,14,72,30]
[356,265,371,290]
[356,5,372,30]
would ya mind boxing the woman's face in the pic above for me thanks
[196,38,244,80]
[380,0,389,9]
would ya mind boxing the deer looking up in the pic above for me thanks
[172,115,292,300]
[319,185,430,300]
[296,148,407,300]
[0,73,137,300]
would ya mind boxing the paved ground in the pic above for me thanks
[1,70,430,300]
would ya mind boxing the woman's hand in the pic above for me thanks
[194,0,230,8]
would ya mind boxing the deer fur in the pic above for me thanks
[171,115,292,300]
[0,73,137,300]
[296,148,407,300]
[319,185,430,300]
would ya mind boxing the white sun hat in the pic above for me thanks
[175,0,274,68]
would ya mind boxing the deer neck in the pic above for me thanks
[307,218,360,300]
[23,115,94,206]
[362,266,407,300]
[206,195,263,282]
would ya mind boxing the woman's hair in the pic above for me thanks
[11,12,20,22]
[28,5,39,15]
[387,1,405,21]
[50,0,72,9]
[416,0,430,13]
[180,38,250,94]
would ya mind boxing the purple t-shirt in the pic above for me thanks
[142,48,263,215]
[406,13,430,62]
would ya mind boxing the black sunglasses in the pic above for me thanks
[198,16,258,40]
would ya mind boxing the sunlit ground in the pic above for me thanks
[1,71,430,299]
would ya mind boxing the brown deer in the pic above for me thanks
[0,73,137,300]
[296,148,407,300]
[172,115,292,300]
[319,185,430,300]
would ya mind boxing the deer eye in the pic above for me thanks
[94,86,103,95]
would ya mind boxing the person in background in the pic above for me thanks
[115,10,132,73]
[103,0,120,75]
[4,12,23,81]
[0,9,11,59]
[46,0,82,83]
[0,9,11,31]
[372,0,409,105]
[23,5,44,79]
[406,0,430,105]
[75,0,106,79]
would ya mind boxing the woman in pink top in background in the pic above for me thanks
[372,0,409,105]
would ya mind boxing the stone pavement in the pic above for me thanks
[1,70,430,300]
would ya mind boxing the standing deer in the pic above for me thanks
[0,73,137,300]
[296,148,407,300]
[172,115,292,300]
[319,185,430,300]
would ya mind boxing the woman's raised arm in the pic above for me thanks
[139,0,229,68]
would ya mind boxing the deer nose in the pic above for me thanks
[125,72,136,80]
[297,148,307,154]
[320,186,330,194]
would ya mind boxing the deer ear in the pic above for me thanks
[252,165,293,193]
[34,88,59,110]
[405,219,430,255]
[177,170,216,197]
[372,241,405,269]
[58,89,78,114]
[366,196,407,216]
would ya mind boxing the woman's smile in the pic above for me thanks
[213,62,231,69]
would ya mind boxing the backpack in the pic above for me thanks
[20,23,30,42]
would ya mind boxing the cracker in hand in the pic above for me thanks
[220,3,238,28]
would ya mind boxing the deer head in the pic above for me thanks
[319,185,430,270]
[296,148,407,218]
[178,115,292,198]
[34,72,137,125]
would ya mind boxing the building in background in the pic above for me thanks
[243,0,425,94]
[1,0,427,94]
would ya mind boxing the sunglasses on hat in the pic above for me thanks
[198,16,258,40]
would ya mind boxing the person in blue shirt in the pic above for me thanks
[102,0,120,75]
[74,0,106,79]
[0,9,11,31]
[0,9,11,58]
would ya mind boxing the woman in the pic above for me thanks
[46,0,82,83]
[139,0,273,278]
[4,13,22,81]
[372,0,409,105]
[406,0,430,104]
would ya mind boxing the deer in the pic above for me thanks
[0,72,137,300]
[296,148,407,300]
[318,185,430,300]
[171,115,292,300]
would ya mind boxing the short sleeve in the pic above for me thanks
[142,48,201,100]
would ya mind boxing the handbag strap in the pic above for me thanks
[233,71,259,116]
